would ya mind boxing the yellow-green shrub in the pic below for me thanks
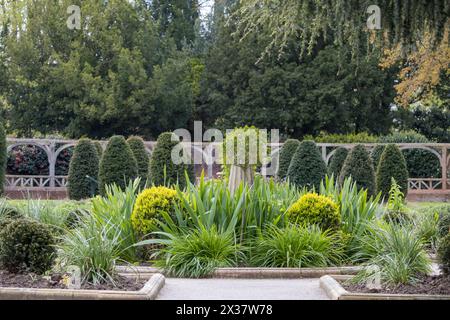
[131,187,178,235]
[287,193,340,230]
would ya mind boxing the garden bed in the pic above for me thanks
[320,275,450,300]
[0,273,165,300]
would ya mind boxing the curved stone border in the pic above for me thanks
[320,275,450,300]
[116,266,362,279]
[0,273,165,300]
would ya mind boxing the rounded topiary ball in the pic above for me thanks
[339,145,376,196]
[131,186,178,235]
[277,139,300,180]
[67,138,100,200]
[327,147,348,180]
[99,135,138,195]
[287,193,340,231]
[376,144,409,198]
[0,219,56,274]
[287,140,327,190]
[437,233,450,274]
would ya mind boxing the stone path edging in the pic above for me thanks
[0,273,165,300]
[320,275,450,300]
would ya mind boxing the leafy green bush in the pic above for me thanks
[93,141,104,159]
[287,193,340,230]
[68,138,100,200]
[376,144,409,198]
[380,131,441,178]
[370,145,385,172]
[287,140,327,190]
[327,147,348,179]
[149,132,194,189]
[0,219,56,274]
[357,223,431,286]
[58,211,123,285]
[383,178,411,224]
[251,225,343,268]
[127,136,150,186]
[0,121,6,195]
[143,226,240,278]
[98,136,138,195]
[277,139,300,180]
[437,233,450,274]
[339,145,376,196]
[131,186,178,236]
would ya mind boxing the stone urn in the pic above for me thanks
[228,165,254,194]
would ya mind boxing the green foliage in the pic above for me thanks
[131,186,178,236]
[437,233,450,274]
[370,145,385,172]
[149,132,193,189]
[143,226,241,278]
[356,223,431,286]
[413,210,440,250]
[94,142,104,159]
[91,179,141,262]
[99,136,138,195]
[287,141,327,190]
[319,176,382,261]
[0,199,23,221]
[127,136,150,186]
[58,210,123,285]
[18,199,72,230]
[380,131,441,178]
[287,193,340,231]
[376,144,409,198]
[251,225,344,268]
[68,138,100,200]
[327,147,348,179]
[0,219,56,274]
[339,145,376,196]
[308,133,379,144]
[278,139,300,180]
[0,121,5,195]
[383,178,411,224]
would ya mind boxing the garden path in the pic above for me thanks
[156,278,329,300]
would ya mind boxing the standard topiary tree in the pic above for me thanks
[67,139,100,200]
[376,144,409,198]
[370,145,385,172]
[0,121,6,196]
[339,145,376,196]
[327,147,348,179]
[149,132,194,189]
[98,135,138,195]
[127,136,150,186]
[287,140,327,190]
[277,139,300,180]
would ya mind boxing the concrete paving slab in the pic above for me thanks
[156,278,329,300]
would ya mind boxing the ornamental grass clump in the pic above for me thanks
[142,226,241,278]
[251,225,344,268]
[0,219,56,274]
[131,186,178,235]
[287,193,340,231]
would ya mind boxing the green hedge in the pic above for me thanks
[370,145,385,172]
[98,136,138,194]
[287,140,327,190]
[0,121,5,195]
[339,145,376,196]
[376,144,409,198]
[68,138,100,200]
[277,139,300,180]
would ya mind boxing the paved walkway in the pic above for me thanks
[156,278,329,300]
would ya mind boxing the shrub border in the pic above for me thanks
[320,275,450,300]
[0,273,165,300]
